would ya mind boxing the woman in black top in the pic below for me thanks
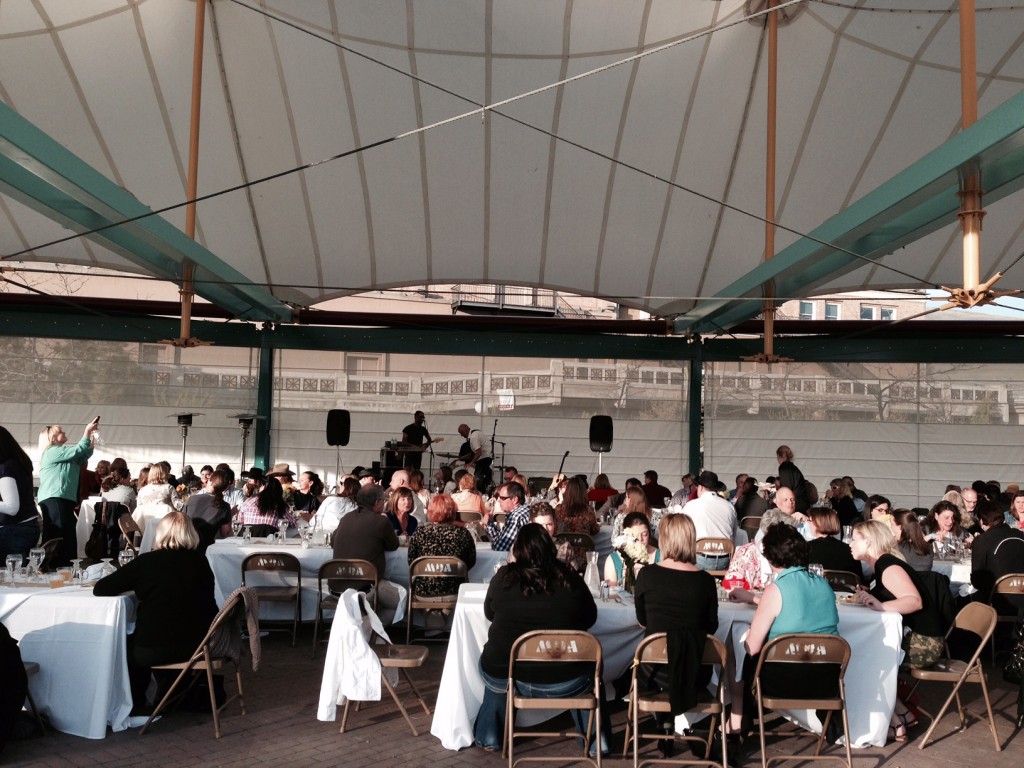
[893,509,933,571]
[94,512,217,714]
[805,507,861,582]
[851,519,945,741]
[633,513,718,741]
[474,524,600,752]
[775,445,809,512]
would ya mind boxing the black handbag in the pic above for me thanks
[1003,620,1024,685]
[83,501,110,561]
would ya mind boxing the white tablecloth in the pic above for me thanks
[0,585,135,739]
[430,584,903,750]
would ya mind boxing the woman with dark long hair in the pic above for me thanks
[555,476,600,535]
[236,477,296,537]
[292,471,324,515]
[184,470,232,550]
[0,427,38,562]
[892,509,933,571]
[473,524,602,753]
[37,418,99,566]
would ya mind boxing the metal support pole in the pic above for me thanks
[687,344,703,476]
[254,327,275,469]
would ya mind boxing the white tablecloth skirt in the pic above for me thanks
[429,584,903,750]
[1,586,135,739]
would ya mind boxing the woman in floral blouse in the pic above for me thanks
[554,476,600,535]
[407,494,477,597]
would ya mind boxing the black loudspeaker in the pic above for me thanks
[326,409,350,446]
[589,415,613,453]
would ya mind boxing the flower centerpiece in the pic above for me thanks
[611,529,651,593]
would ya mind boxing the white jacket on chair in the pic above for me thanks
[316,588,396,721]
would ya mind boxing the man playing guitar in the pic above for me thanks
[400,411,443,469]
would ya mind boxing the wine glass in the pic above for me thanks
[99,558,114,577]
[231,519,242,538]
[70,558,83,583]
[277,519,289,542]
[118,550,134,569]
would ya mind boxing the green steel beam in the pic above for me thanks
[702,335,1024,364]
[0,102,292,323]
[673,88,1024,335]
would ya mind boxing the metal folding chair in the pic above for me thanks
[622,633,728,768]
[312,558,378,658]
[505,629,603,768]
[752,633,852,768]
[823,570,860,593]
[241,551,302,646]
[908,601,1000,751]
[406,555,468,644]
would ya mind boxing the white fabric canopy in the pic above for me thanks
[3,1,1024,318]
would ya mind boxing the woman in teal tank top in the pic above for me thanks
[726,522,839,738]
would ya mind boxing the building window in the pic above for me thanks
[860,304,877,320]
[824,302,840,320]
[798,301,814,320]
[881,306,896,321]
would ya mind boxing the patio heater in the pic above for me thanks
[171,413,202,473]
[230,414,258,473]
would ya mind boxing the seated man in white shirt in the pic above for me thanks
[757,486,813,542]
[679,470,738,571]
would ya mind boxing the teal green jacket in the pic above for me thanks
[38,437,94,502]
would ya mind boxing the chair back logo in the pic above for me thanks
[781,641,828,660]
[533,638,579,659]
[424,562,453,574]
[254,555,286,569]
[339,565,367,577]
[701,541,726,552]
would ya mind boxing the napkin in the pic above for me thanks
[85,563,106,581]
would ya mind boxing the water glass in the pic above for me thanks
[231,520,242,538]
[29,547,46,579]
[118,550,135,569]
[5,554,20,582]
[243,526,252,543]
[808,563,825,579]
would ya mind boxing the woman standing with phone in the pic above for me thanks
[37,417,99,566]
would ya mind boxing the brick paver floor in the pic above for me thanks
[4,624,1023,767]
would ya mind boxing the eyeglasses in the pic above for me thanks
[497,495,512,500]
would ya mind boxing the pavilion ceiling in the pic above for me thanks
[3,1,1024,329]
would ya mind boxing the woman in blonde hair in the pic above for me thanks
[94,512,217,715]
[850,519,946,741]
[37,418,100,566]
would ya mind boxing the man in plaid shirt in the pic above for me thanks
[485,482,530,551]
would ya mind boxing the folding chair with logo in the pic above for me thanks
[312,558,378,658]
[505,629,604,768]
[622,632,728,768]
[822,571,860,594]
[752,633,852,768]
[241,551,302,646]
[406,555,468,644]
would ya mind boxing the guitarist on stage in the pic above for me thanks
[456,423,492,492]
[400,411,442,470]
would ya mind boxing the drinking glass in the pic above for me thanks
[28,548,45,581]
[99,558,115,577]
[808,563,825,579]
[5,554,20,582]
[70,558,83,583]
[243,526,252,543]
[118,550,135,569]
[231,519,242,538]
[277,519,289,542]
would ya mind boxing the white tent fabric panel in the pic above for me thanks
[705,417,1024,510]
[4,1,1024,315]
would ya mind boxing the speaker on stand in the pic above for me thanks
[326,409,351,490]
[589,415,613,474]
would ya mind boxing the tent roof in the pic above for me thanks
[3,1,1024,327]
